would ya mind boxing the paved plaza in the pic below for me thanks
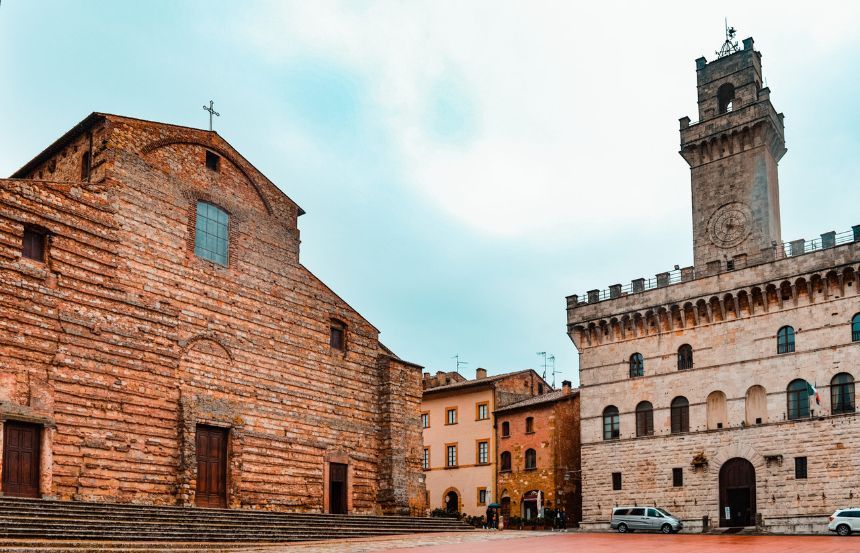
[242,531,860,553]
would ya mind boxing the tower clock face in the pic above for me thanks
[708,202,752,248]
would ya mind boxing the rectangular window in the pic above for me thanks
[330,321,346,351]
[672,467,683,487]
[420,413,429,429]
[476,402,489,420]
[422,448,430,470]
[795,457,807,479]
[205,150,220,171]
[194,201,229,265]
[446,444,457,467]
[477,441,489,465]
[612,472,622,491]
[446,408,457,425]
[477,488,488,506]
[21,227,46,262]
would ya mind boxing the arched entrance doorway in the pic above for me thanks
[444,490,459,514]
[719,458,756,527]
[522,490,542,520]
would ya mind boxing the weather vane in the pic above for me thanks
[716,19,739,58]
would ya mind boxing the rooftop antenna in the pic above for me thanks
[716,18,740,58]
[452,354,468,374]
[536,351,547,380]
[549,354,559,388]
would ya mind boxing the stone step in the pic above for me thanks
[0,498,471,544]
[0,511,460,530]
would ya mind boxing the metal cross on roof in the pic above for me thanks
[202,100,220,131]
[716,19,740,58]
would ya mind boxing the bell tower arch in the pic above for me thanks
[679,36,786,270]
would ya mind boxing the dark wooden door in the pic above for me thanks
[2,421,41,498]
[329,463,348,514]
[719,458,756,527]
[195,426,227,508]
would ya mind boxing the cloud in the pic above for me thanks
[236,1,860,239]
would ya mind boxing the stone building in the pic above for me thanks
[494,380,580,525]
[0,113,426,515]
[420,368,549,517]
[567,37,860,533]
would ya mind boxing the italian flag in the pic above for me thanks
[807,382,821,405]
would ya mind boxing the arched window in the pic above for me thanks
[852,313,860,342]
[524,448,537,470]
[635,401,653,437]
[602,405,620,440]
[677,344,693,370]
[777,326,795,354]
[745,385,767,425]
[717,83,735,114]
[670,397,689,433]
[831,373,855,414]
[525,417,534,433]
[500,451,512,472]
[194,201,229,265]
[501,421,510,437]
[629,353,644,378]
[787,379,810,420]
[706,391,728,429]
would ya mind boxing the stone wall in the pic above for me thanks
[0,114,425,513]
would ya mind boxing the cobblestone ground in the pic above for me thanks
[244,531,860,553]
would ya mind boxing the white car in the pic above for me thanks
[829,508,860,536]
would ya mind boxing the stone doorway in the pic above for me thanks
[445,490,459,514]
[328,462,348,514]
[2,421,41,498]
[522,490,541,520]
[719,457,756,527]
[195,425,228,508]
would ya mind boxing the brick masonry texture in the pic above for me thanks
[495,388,581,524]
[567,40,860,532]
[0,113,426,515]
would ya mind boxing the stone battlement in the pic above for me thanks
[569,225,860,308]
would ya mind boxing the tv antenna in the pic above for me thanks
[536,351,547,380]
[716,19,739,58]
[548,354,559,388]
[452,354,468,373]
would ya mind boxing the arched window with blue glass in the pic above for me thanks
[831,373,855,415]
[787,379,810,420]
[777,326,795,354]
[852,313,860,342]
[194,201,229,265]
[629,353,644,378]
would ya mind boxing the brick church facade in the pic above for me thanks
[0,113,426,515]
[568,38,860,532]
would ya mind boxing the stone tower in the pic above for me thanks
[680,37,787,270]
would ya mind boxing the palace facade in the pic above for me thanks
[567,38,860,533]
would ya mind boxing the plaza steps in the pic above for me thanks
[0,497,472,546]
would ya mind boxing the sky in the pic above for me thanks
[1,1,859,388]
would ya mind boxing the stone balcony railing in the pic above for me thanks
[569,225,860,307]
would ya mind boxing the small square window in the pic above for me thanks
[420,413,429,429]
[476,403,489,420]
[612,472,622,491]
[478,488,488,506]
[446,408,458,425]
[22,227,46,262]
[330,321,346,351]
[795,457,807,479]
[205,151,220,171]
[672,467,683,487]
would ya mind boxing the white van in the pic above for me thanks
[610,506,683,534]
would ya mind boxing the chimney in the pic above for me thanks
[435,371,446,386]
[476,368,487,380]
[562,380,572,395]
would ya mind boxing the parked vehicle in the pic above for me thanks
[610,506,683,534]
[829,508,860,536]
